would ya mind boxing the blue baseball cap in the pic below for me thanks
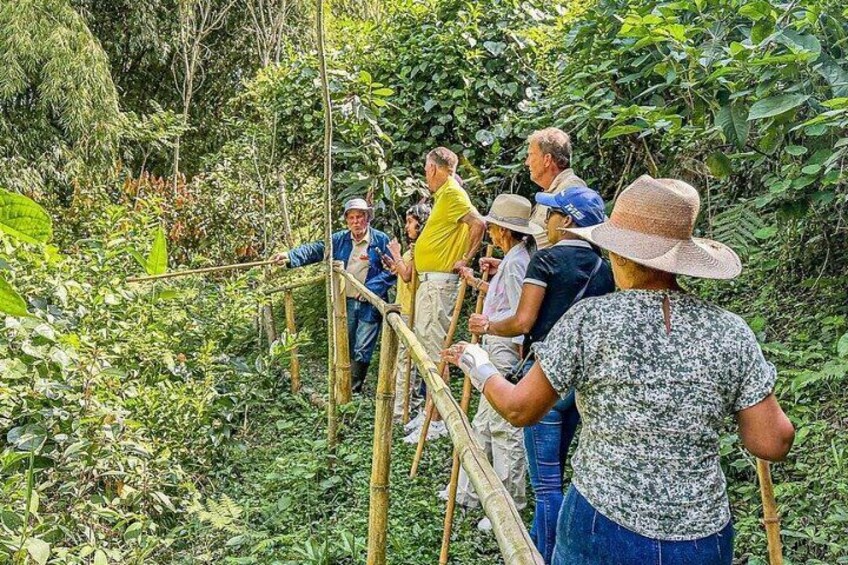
[534,186,606,227]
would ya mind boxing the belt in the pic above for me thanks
[418,272,459,282]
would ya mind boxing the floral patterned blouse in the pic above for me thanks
[533,290,776,540]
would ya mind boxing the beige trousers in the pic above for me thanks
[413,278,460,365]
[455,335,527,509]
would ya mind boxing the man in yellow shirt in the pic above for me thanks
[404,147,486,443]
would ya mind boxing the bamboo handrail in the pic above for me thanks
[332,266,393,315]
[127,259,277,283]
[757,459,784,565]
[440,244,493,564]
[385,314,544,564]
[410,279,468,478]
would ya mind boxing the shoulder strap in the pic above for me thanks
[569,254,604,309]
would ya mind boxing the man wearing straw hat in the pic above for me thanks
[444,193,541,530]
[403,146,486,443]
[273,198,395,393]
[444,175,794,564]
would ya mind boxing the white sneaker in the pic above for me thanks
[403,410,426,434]
[403,420,448,444]
[437,485,450,501]
[477,517,492,532]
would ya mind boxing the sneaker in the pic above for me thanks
[437,485,450,501]
[403,420,448,444]
[403,410,426,434]
[477,517,492,532]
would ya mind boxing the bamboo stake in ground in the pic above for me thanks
[757,459,784,565]
[332,265,353,403]
[283,290,301,393]
[440,244,493,564]
[400,245,419,425]
[365,310,401,565]
[410,279,468,478]
[126,259,277,283]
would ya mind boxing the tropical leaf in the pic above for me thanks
[711,202,766,254]
[716,103,749,149]
[747,94,809,121]
[0,275,27,317]
[0,189,52,244]
[146,227,168,276]
[25,538,50,565]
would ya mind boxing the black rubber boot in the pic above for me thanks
[351,361,370,393]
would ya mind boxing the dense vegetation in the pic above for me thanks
[1,0,846,563]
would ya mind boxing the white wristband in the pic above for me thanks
[458,344,499,392]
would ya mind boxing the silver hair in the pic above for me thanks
[425,146,458,172]
[529,127,573,170]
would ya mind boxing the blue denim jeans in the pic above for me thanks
[553,486,734,564]
[524,390,581,563]
[346,298,381,364]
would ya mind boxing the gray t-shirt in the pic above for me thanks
[533,290,776,540]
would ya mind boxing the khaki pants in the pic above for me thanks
[413,278,460,366]
[455,335,527,509]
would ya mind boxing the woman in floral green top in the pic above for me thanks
[444,176,794,564]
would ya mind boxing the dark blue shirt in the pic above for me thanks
[523,239,615,349]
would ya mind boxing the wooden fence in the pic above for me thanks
[266,262,544,564]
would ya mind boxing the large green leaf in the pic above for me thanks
[25,538,50,565]
[0,275,28,317]
[146,227,168,276]
[0,189,52,244]
[716,103,749,149]
[747,94,809,121]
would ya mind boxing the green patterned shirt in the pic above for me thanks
[533,290,776,540]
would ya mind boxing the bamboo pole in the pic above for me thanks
[440,244,493,564]
[757,459,784,565]
[283,290,301,393]
[315,0,336,449]
[400,245,418,425]
[365,310,401,565]
[409,279,468,478]
[332,265,353,403]
[386,314,543,564]
[126,259,277,283]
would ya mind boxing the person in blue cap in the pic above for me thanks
[465,185,614,562]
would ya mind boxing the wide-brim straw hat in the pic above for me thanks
[483,194,544,236]
[567,175,742,280]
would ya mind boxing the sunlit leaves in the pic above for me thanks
[147,227,168,276]
[0,188,52,244]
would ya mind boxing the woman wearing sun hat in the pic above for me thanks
[444,193,541,529]
[443,175,795,564]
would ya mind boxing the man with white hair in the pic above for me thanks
[403,146,486,443]
[274,198,395,392]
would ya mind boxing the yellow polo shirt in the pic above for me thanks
[414,177,474,273]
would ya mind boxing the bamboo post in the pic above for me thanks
[757,459,783,565]
[332,265,353,403]
[440,244,493,564]
[315,0,336,449]
[400,245,419,425]
[284,290,301,393]
[126,259,278,283]
[365,310,401,565]
[409,279,468,478]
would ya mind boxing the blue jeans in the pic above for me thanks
[553,487,734,564]
[346,298,381,364]
[524,391,581,563]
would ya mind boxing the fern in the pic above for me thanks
[710,202,767,255]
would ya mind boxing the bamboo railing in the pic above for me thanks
[332,265,544,565]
